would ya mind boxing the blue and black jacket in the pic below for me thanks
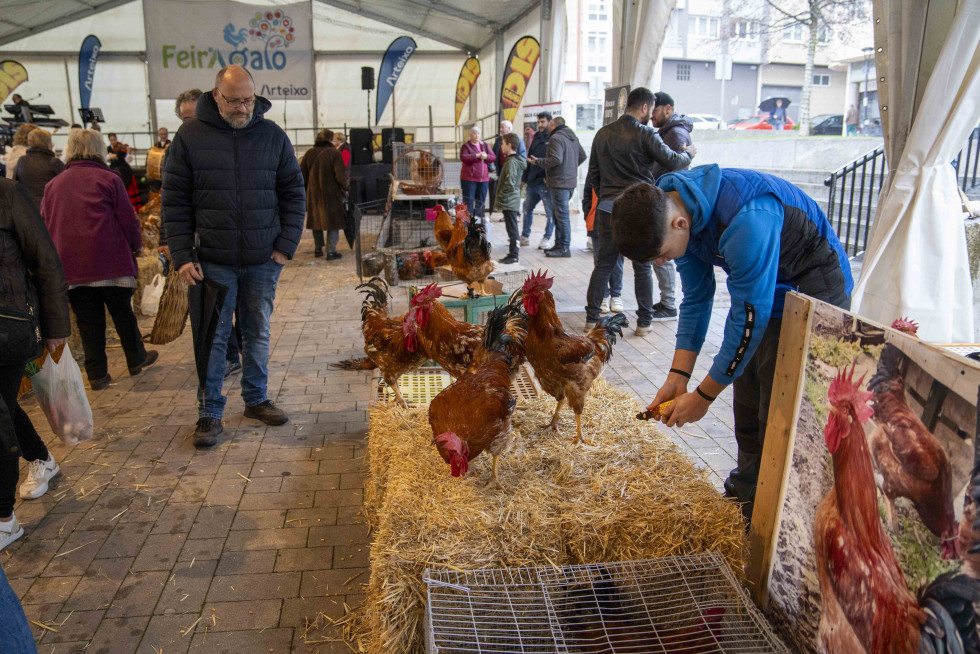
[656,165,852,385]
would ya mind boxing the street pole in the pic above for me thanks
[861,46,873,134]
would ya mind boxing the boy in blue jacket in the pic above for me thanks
[612,164,853,520]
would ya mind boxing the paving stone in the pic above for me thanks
[237,491,315,511]
[188,505,236,540]
[96,521,153,559]
[279,474,340,492]
[42,531,106,577]
[205,571,301,602]
[133,533,186,571]
[214,550,277,576]
[283,507,337,527]
[107,570,168,618]
[202,599,282,632]
[223,528,309,552]
[46,608,105,643]
[332,544,369,569]
[64,557,133,611]
[3,538,62,578]
[274,547,333,572]
[151,502,202,535]
[241,475,282,493]
[179,538,225,562]
[25,511,86,540]
[158,559,218,615]
[169,477,213,503]
[312,489,362,508]
[248,460,320,477]
[204,478,247,505]
[21,603,64,639]
[298,569,361,597]
[189,626,294,652]
[136,614,192,654]
[230,509,286,531]
[86,615,151,654]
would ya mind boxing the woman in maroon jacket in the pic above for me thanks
[459,125,495,219]
[40,129,158,390]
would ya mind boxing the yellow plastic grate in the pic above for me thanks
[376,364,539,408]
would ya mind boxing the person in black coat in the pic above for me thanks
[0,178,70,552]
[162,65,305,449]
[13,128,64,210]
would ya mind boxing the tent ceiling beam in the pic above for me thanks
[0,0,134,47]
[399,0,501,30]
[313,0,474,52]
[478,0,542,50]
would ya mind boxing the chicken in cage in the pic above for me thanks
[394,149,444,195]
[424,552,790,654]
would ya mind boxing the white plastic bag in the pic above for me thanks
[32,345,94,445]
[141,274,165,317]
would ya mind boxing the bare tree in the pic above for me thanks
[726,0,870,135]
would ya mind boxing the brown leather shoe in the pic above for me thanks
[129,350,159,376]
[244,400,289,426]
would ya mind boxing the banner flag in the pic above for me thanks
[499,36,540,123]
[143,1,314,100]
[78,35,101,109]
[376,36,417,125]
[0,60,28,105]
[454,57,480,125]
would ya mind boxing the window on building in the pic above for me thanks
[598,66,607,72]
[813,73,831,86]
[598,36,607,51]
[588,13,597,20]
[782,23,804,42]
[689,16,720,38]
[576,104,601,131]
[709,17,719,37]
[818,26,830,43]
[732,19,757,40]
[588,35,596,53]
[588,65,597,72]
[676,63,690,81]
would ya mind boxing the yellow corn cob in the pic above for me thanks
[652,400,673,418]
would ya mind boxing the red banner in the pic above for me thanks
[0,60,28,105]
[454,57,480,125]
[499,36,540,123]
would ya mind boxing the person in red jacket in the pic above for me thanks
[459,125,495,220]
[41,129,158,390]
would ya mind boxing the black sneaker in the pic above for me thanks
[244,400,289,426]
[129,350,159,376]
[545,248,571,258]
[223,359,242,379]
[89,374,112,391]
[651,306,678,321]
[314,248,324,258]
[326,252,342,261]
[193,417,223,448]
[499,253,519,264]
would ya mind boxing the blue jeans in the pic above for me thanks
[590,233,623,298]
[460,179,489,218]
[0,564,35,653]
[521,180,554,239]
[196,258,283,419]
[550,187,572,250]
[586,210,654,325]
[846,124,857,136]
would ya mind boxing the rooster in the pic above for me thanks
[429,303,527,489]
[956,397,980,576]
[814,364,980,654]
[409,282,496,379]
[519,270,628,445]
[866,317,958,559]
[395,253,433,281]
[331,277,426,408]
[424,204,468,271]
[433,203,455,252]
[443,209,494,297]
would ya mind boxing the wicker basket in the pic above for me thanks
[393,149,443,195]
[147,267,189,344]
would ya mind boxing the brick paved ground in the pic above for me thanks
[4,208,740,652]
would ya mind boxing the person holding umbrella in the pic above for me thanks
[162,65,306,448]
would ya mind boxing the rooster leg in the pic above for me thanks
[387,379,410,409]
[573,413,589,446]
[541,399,564,432]
[484,455,503,490]
[883,494,898,531]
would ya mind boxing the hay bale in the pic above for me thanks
[355,380,746,654]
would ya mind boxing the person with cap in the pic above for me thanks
[584,87,695,337]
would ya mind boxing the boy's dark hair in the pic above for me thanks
[626,87,655,110]
[107,132,117,139]
[611,182,669,262]
[537,111,553,121]
[502,133,521,151]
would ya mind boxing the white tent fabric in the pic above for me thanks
[611,0,676,89]
[852,0,980,341]
[539,0,567,104]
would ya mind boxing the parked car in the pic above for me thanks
[728,114,796,130]
[811,113,844,135]
[687,114,726,130]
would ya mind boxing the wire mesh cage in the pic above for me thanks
[393,149,444,195]
[423,552,790,654]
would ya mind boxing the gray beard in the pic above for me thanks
[223,113,252,129]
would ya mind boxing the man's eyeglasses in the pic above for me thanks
[216,89,256,109]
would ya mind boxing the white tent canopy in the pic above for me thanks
[852,0,980,341]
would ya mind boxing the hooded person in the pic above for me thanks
[612,164,852,521]
[650,92,694,180]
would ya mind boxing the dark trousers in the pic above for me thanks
[312,230,340,254]
[67,286,147,381]
[586,210,654,324]
[0,362,49,519]
[724,317,782,521]
[502,210,520,254]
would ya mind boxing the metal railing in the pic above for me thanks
[953,125,980,194]
[824,145,887,258]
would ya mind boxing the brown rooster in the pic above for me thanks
[331,277,426,409]
[433,203,456,251]
[409,282,490,379]
[429,302,527,489]
[444,212,494,297]
[815,364,980,654]
[519,270,628,445]
[867,318,958,559]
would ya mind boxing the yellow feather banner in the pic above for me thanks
[454,57,480,126]
[0,60,28,105]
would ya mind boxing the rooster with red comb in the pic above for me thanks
[518,269,628,444]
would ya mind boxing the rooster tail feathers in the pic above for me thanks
[482,304,527,355]
[590,312,630,361]
[330,357,378,371]
[918,572,980,654]
[462,219,491,264]
[355,277,390,318]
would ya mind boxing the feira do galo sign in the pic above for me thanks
[455,57,481,125]
[500,37,541,123]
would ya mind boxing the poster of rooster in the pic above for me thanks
[763,297,980,654]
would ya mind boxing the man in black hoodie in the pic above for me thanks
[163,65,306,448]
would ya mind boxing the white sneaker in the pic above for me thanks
[585,237,594,252]
[520,236,530,247]
[20,455,59,500]
[610,297,624,313]
[538,236,554,250]
[599,297,611,314]
[0,514,23,550]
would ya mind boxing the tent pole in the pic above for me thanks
[428,105,434,145]
[63,58,74,125]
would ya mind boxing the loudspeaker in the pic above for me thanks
[350,128,374,166]
[381,127,405,165]
[361,67,375,91]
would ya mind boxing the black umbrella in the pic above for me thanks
[759,96,792,113]
[188,277,228,388]
[343,196,361,249]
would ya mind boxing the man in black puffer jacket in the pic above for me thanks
[163,65,305,448]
